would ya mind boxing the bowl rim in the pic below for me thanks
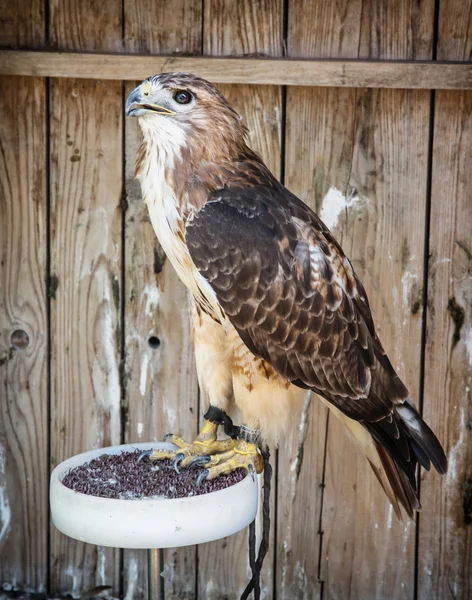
[51,441,253,504]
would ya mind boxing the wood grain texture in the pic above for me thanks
[197,2,282,597]
[49,76,122,596]
[0,0,47,592]
[50,0,122,52]
[124,0,201,55]
[417,88,472,600]
[196,80,282,600]
[0,77,47,593]
[275,391,326,600]
[122,3,201,599]
[0,0,44,49]
[288,0,434,60]
[123,99,199,600]
[417,6,472,598]
[49,0,123,596]
[284,1,433,598]
[276,86,362,600]
[204,0,283,56]
[3,51,472,89]
[316,87,429,600]
[418,86,472,600]
[437,0,472,62]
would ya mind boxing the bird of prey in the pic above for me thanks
[126,73,446,519]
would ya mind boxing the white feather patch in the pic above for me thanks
[137,115,223,321]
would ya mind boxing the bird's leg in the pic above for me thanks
[140,406,241,470]
[193,425,264,485]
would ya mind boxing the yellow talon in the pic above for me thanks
[145,419,238,466]
[203,440,263,480]
[143,420,264,480]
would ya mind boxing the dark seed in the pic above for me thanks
[61,450,246,500]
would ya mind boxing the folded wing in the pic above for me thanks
[186,182,447,518]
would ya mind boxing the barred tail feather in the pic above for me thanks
[323,396,447,520]
[396,399,448,475]
[363,398,447,519]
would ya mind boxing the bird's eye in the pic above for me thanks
[173,90,193,105]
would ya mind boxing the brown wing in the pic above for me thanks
[186,184,408,421]
[186,183,446,517]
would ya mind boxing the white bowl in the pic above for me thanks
[50,442,258,549]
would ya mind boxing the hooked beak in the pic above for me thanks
[125,86,176,118]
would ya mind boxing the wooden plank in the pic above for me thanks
[418,88,472,600]
[196,81,282,600]
[417,88,472,600]
[317,86,429,599]
[123,109,199,600]
[437,0,472,61]
[418,3,472,597]
[49,76,123,596]
[0,0,47,593]
[277,86,366,600]
[122,2,201,599]
[49,0,123,53]
[197,2,282,598]
[124,0,201,54]
[275,388,326,600]
[283,1,433,598]
[0,78,47,594]
[288,0,434,59]
[0,3,44,49]
[49,0,122,596]
[2,51,472,89]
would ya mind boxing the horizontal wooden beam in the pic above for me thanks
[1,50,471,89]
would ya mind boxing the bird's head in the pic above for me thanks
[126,72,249,162]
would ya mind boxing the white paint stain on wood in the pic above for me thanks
[447,406,466,481]
[401,270,419,327]
[140,353,150,397]
[320,187,367,230]
[91,263,121,447]
[143,283,160,318]
[0,446,11,542]
[124,554,138,600]
[465,328,472,367]
[164,404,177,432]
[97,546,106,585]
[64,565,80,598]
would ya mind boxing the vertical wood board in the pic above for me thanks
[0,76,47,593]
[0,0,45,49]
[287,0,434,60]
[314,87,429,599]
[0,0,47,592]
[50,0,122,52]
[199,1,283,598]
[283,1,434,598]
[122,2,202,599]
[49,1,123,595]
[49,76,122,597]
[437,0,472,62]
[418,3,472,598]
[418,87,472,600]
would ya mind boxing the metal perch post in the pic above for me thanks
[147,548,163,600]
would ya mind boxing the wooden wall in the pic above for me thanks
[0,1,471,599]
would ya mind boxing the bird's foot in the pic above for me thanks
[139,419,239,472]
[194,440,264,485]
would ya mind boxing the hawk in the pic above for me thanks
[126,73,446,519]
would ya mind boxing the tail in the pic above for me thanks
[324,398,447,520]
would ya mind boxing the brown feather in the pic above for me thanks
[374,441,420,519]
